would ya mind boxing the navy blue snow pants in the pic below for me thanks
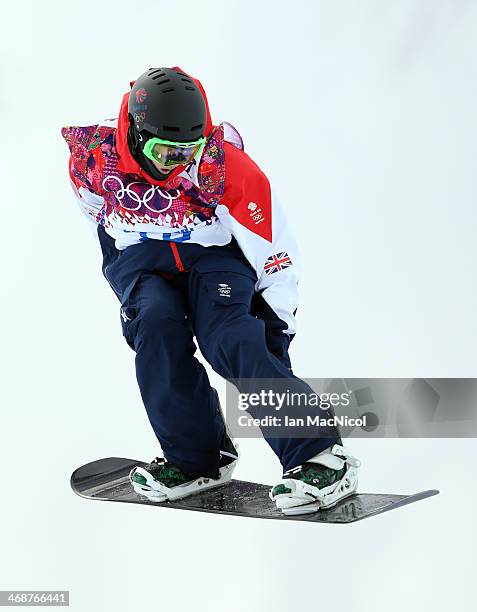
[98,225,340,476]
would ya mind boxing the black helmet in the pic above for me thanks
[128,67,207,142]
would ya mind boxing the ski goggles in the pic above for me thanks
[142,135,207,168]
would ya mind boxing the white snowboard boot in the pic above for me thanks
[270,444,361,516]
[130,435,239,502]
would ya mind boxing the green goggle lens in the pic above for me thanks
[142,136,206,168]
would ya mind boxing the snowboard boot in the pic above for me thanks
[130,434,239,503]
[269,444,361,516]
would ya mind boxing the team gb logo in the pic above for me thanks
[135,88,148,103]
[247,201,265,225]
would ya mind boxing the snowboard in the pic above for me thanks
[70,457,439,524]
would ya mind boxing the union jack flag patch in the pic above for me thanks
[264,251,293,275]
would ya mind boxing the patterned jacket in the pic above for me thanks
[61,68,301,337]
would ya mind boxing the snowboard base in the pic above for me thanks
[70,457,439,524]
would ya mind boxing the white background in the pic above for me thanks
[1,1,476,610]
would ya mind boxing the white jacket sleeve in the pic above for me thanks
[255,189,301,336]
[67,178,104,240]
[215,186,301,337]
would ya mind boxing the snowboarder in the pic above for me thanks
[61,66,360,515]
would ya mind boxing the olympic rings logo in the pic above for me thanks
[102,175,181,212]
[134,112,145,122]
